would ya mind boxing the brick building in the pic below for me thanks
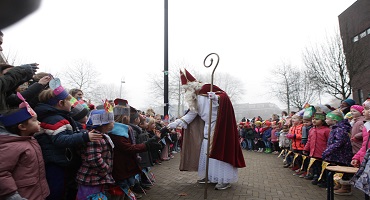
[338,0,370,103]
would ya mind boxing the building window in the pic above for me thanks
[358,89,364,104]
[353,35,359,42]
[360,31,367,38]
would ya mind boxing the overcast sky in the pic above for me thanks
[2,0,356,110]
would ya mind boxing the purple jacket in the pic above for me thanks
[322,119,353,166]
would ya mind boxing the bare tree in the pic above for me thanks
[3,50,22,65]
[90,83,120,105]
[201,72,245,103]
[271,63,317,111]
[289,70,318,110]
[61,60,99,100]
[148,63,190,117]
[302,31,367,100]
[271,63,293,112]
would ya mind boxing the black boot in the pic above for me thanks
[132,183,145,194]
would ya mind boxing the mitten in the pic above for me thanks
[18,63,38,74]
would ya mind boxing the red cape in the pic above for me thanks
[199,84,246,168]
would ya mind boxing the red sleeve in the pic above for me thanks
[112,135,147,153]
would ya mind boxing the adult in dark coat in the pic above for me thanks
[0,64,37,110]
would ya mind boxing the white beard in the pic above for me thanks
[183,81,203,112]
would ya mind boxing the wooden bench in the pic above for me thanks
[326,165,369,200]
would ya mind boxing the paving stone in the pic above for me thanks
[139,151,364,200]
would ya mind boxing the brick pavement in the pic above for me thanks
[140,150,363,200]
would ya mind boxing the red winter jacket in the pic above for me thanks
[303,126,330,159]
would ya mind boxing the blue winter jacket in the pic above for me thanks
[262,128,272,141]
[34,103,89,167]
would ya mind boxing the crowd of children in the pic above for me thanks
[238,98,370,196]
[0,68,182,200]
[1,42,368,198]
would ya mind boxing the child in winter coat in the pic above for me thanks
[322,109,353,194]
[0,93,49,200]
[129,107,154,193]
[351,100,370,167]
[271,121,281,154]
[301,117,313,145]
[69,97,89,130]
[34,79,102,200]
[76,109,115,200]
[294,115,313,177]
[279,124,290,155]
[262,120,272,153]
[109,99,160,199]
[286,114,304,170]
[351,99,370,179]
[323,110,353,165]
[244,123,255,151]
[302,111,330,183]
[253,121,264,152]
[349,105,365,155]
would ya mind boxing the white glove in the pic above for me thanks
[207,92,218,100]
[168,119,181,129]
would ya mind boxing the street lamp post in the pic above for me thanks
[120,79,125,98]
[164,0,169,117]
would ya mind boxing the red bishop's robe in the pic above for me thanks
[180,84,245,170]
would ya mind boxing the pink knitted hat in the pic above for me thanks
[351,105,364,113]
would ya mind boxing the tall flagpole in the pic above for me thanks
[203,53,219,199]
